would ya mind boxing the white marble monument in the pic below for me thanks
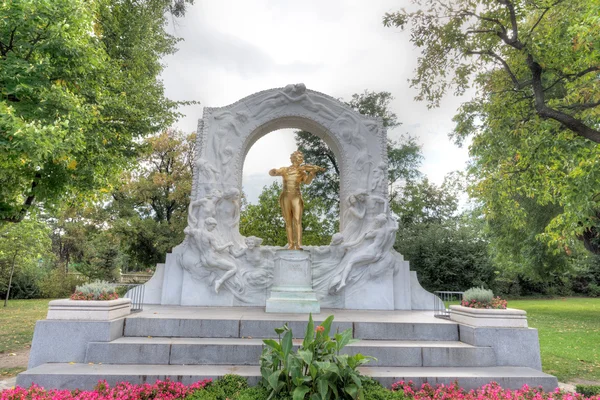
[141,84,437,310]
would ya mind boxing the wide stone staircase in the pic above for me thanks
[18,307,558,390]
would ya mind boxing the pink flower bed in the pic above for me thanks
[1,379,211,400]
[391,381,600,400]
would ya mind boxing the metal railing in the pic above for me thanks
[115,284,145,312]
[434,291,464,319]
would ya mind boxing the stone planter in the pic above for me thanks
[449,305,528,328]
[46,298,131,321]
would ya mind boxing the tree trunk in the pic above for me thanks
[4,252,17,307]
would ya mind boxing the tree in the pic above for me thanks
[384,1,600,255]
[0,0,193,224]
[393,176,496,292]
[240,182,334,247]
[0,217,52,305]
[383,0,600,142]
[110,129,195,269]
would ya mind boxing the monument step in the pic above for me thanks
[16,363,559,392]
[123,314,459,341]
[86,337,496,368]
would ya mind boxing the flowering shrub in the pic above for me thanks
[391,381,600,400]
[70,281,119,301]
[70,291,119,301]
[461,296,508,309]
[0,379,211,400]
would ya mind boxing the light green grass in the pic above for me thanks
[0,299,51,354]
[509,298,600,383]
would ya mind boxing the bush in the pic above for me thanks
[8,264,44,299]
[587,283,600,298]
[259,314,373,400]
[461,287,507,309]
[71,280,118,300]
[38,269,86,298]
[361,379,407,399]
[186,375,249,400]
[577,385,600,397]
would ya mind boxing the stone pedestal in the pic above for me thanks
[266,250,320,313]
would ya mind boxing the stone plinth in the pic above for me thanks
[265,250,320,313]
[449,305,528,328]
[47,299,131,321]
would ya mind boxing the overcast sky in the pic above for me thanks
[160,0,471,203]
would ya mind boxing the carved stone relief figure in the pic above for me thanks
[220,145,235,182]
[184,217,238,293]
[216,187,244,246]
[253,83,338,120]
[232,236,273,289]
[365,193,387,220]
[341,191,368,242]
[212,110,248,137]
[196,158,220,182]
[371,162,386,193]
[188,189,222,229]
[331,214,398,292]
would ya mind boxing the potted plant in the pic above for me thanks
[46,281,131,321]
[449,287,527,328]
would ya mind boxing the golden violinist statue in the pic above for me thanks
[269,150,325,250]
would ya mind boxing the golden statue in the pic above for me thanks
[269,150,325,250]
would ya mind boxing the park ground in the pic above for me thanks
[0,298,599,385]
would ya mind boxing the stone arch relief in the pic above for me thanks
[142,84,437,310]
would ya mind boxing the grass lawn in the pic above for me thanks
[0,299,50,354]
[509,298,600,383]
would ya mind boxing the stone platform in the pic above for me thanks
[18,306,558,391]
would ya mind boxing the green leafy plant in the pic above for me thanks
[70,280,118,300]
[259,314,373,400]
[576,385,600,397]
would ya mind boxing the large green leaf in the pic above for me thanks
[297,349,313,365]
[268,370,282,390]
[293,385,311,400]
[303,313,315,348]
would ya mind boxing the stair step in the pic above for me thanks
[124,310,458,341]
[16,363,558,392]
[86,337,496,367]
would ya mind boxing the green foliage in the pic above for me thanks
[346,91,400,129]
[110,130,195,268]
[240,182,333,247]
[383,0,600,142]
[576,385,600,397]
[186,375,249,400]
[259,314,373,400]
[463,287,494,303]
[383,0,600,261]
[38,269,84,299]
[0,217,53,301]
[393,178,496,292]
[360,379,406,400]
[0,0,192,223]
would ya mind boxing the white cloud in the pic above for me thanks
[161,0,471,203]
